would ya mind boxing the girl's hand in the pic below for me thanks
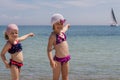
[62,24,70,32]
[29,33,35,37]
[50,61,57,69]
[5,63,10,69]
[66,24,70,28]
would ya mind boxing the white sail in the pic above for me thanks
[111,8,118,26]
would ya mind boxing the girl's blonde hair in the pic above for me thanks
[4,32,9,40]
[53,25,55,30]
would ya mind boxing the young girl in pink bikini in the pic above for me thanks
[1,24,34,80]
[47,13,71,80]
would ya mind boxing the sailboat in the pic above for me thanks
[110,8,118,26]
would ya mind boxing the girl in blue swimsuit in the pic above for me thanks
[47,13,71,80]
[0,24,34,80]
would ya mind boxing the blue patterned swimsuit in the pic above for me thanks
[8,40,22,54]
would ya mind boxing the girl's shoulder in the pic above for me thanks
[49,32,56,40]
[3,41,11,49]
[16,38,21,42]
[7,39,19,45]
[50,32,56,37]
[7,41,12,45]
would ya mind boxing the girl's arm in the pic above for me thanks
[47,34,56,68]
[62,24,70,33]
[18,33,34,41]
[0,43,11,68]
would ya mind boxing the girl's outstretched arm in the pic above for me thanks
[18,33,35,41]
[62,24,70,33]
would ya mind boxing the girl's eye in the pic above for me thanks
[56,23,61,25]
[15,32,18,34]
[11,32,14,35]
[57,23,60,25]
[11,32,18,35]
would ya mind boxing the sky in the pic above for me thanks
[0,0,120,25]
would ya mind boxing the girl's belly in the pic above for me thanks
[55,49,69,58]
[54,41,69,58]
[11,52,23,62]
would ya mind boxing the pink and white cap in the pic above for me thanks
[51,13,66,25]
[6,24,18,34]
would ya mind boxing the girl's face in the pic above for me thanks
[53,21,64,33]
[8,29,18,40]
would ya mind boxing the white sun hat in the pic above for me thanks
[6,24,19,34]
[51,13,66,25]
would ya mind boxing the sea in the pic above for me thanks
[0,25,120,80]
